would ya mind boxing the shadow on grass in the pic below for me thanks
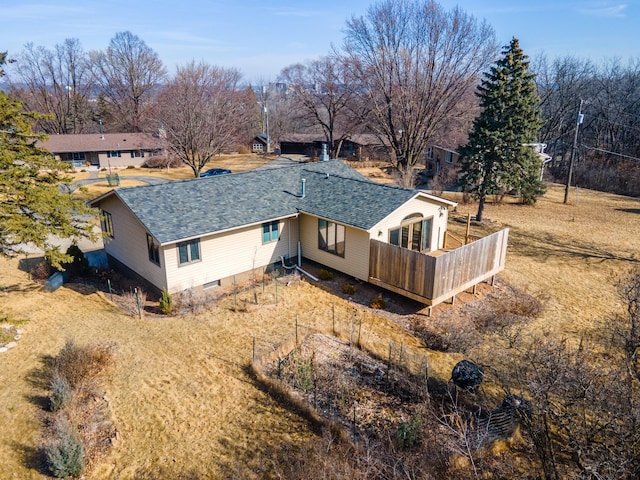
[10,441,47,475]
[616,208,640,215]
[507,225,639,264]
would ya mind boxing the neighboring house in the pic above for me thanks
[279,133,390,161]
[90,160,492,305]
[39,133,167,170]
[424,145,460,175]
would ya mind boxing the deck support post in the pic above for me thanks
[427,306,433,317]
[451,295,456,306]
[472,284,477,295]
[491,275,496,286]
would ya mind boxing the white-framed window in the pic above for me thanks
[426,147,434,160]
[107,151,121,158]
[100,210,114,238]
[318,219,345,257]
[262,221,279,243]
[130,150,144,158]
[72,152,85,161]
[178,239,200,265]
[389,214,433,252]
[253,144,264,152]
[147,234,160,266]
[444,151,454,163]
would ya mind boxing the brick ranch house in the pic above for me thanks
[90,160,508,308]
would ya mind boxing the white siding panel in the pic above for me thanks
[299,214,370,280]
[99,196,168,291]
[165,218,299,293]
[369,196,449,251]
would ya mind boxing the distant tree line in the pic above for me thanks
[534,56,640,196]
[3,0,639,192]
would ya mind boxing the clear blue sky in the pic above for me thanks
[2,0,638,82]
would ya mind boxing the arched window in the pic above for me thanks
[389,213,433,252]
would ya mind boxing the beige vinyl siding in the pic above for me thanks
[165,217,299,293]
[99,196,168,291]
[369,196,449,251]
[98,152,146,169]
[298,214,370,281]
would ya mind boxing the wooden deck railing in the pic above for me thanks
[368,228,509,307]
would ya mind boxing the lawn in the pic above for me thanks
[1,161,638,478]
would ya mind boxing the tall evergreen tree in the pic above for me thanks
[0,53,96,269]
[459,38,545,221]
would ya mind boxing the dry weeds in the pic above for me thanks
[0,176,638,478]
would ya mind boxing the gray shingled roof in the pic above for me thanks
[105,160,432,244]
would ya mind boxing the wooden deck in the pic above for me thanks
[368,228,509,307]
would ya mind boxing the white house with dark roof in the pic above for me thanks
[89,160,457,292]
[39,133,167,170]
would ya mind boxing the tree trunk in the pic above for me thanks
[476,194,486,222]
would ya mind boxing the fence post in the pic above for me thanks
[233,276,237,310]
[275,276,278,305]
[399,341,404,368]
[134,287,141,318]
[107,279,113,302]
[352,401,357,441]
[386,342,392,381]
[252,336,256,363]
[295,315,299,346]
[357,314,363,349]
[332,303,335,335]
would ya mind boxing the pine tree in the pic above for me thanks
[459,38,545,221]
[0,53,96,269]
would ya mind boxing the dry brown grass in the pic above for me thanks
[1,173,638,478]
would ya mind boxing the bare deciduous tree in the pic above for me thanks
[342,0,497,176]
[9,39,94,133]
[157,61,246,177]
[91,31,166,132]
[280,55,358,158]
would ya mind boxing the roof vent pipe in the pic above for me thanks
[301,178,306,198]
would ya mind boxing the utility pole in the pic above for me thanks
[564,98,584,204]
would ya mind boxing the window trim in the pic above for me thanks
[107,150,121,158]
[389,215,433,252]
[318,219,346,257]
[100,210,114,238]
[177,239,201,266]
[130,150,144,158]
[262,221,279,243]
[147,234,161,266]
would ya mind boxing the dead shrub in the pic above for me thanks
[370,296,387,310]
[318,269,334,281]
[30,259,51,282]
[120,289,146,317]
[49,339,115,389]
[143,156,182,169]
[342,283,357,295]
[175,287,209,314]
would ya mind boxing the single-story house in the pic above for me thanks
[279,133,390,161]
[89,160,463,299]
[39,133,167,170]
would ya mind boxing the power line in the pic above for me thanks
[585,145,640,163]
